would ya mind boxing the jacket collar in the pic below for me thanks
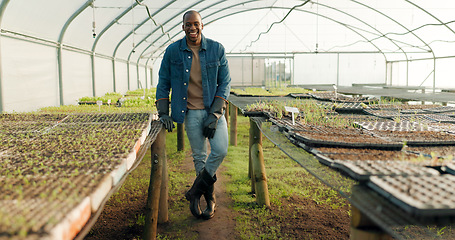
[180,34,207,51]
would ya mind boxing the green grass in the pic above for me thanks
[223,115,348,239]
[89,113,349,239]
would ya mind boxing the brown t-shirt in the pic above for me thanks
[187,45,204,110]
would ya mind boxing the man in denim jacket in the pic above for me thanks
[155,10,231,220]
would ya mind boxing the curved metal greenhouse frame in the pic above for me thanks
[1,0,455,112]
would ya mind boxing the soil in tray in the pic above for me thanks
[368,104,441,110]
[294,126,396,145]
[371,130,455,143]
[316,147,422,161]
[407,146,455,158]
[0,113,67,122]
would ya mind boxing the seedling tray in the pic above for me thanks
[424,114,455,123]
[321,102,365,114]
[424,106,455,113]
[367,175,455,217]
[333,160,440,182]
[309,92,371,103]
[242,111,274,118]
[399,109,427,114]
[370,130,455,146]
[290,128,402,150]
[288,93,312,99]
[308,148,335,166]
[367,104,440,110]
[440,111,455,117]
[363,109,402,119]
[407,146,455,159]
[317,148,420,162]
[441,163,455,175]
[269,117,311,132]
[427,122,455,133]
[391,115,435,124]
[355,120,432,131]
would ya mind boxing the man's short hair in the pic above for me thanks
[183,10,201,23]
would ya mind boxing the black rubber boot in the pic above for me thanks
[185,169,216,218]
[201,175,216,220]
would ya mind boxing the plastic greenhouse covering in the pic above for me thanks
[1,0,455,112]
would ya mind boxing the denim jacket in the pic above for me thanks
[156,34,231,124]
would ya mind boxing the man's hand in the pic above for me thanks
[160,115,175,132]
[203,97,226,139]
[203,114,218,138]
[156,99,174,132]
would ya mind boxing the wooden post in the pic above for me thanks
[251,143,270,208]
[225,102,229,126]
[249,119,269,208]
[350,206,392,240]
[158,148,168,223]
[229,103,237,146]
[177,123,184,151]
[248,119,256,193]
[144,128,165,240]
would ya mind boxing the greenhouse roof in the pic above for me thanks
[1,0,455,62]
[1,0,455,112]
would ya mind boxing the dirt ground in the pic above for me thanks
[85,151,350,240]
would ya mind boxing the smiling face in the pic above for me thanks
[182,11,203,46]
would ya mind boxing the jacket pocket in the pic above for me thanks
[206,61,220,81]
[170,60,183,80]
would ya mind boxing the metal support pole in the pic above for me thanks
[56,1,95,106]
[127,62,131,90]
[229,103,237,146]
[337,53,340,86]
[91,53,96,97]
[251,54,254,86]
[112,59,117,93]
[433,58,436,93]
[0,0,10,112]
[144,127,166,240]
[137,63,140,89]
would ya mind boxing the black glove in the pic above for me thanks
[203,114,218,139]
[156,99,175,132]
[203,97,226,139]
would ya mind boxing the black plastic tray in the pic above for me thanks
[441,163,455,175]
[288,93,312,99]
[370,130,455,147]
[368,175,455,217]
[333,160,440,182]
[425,114,455,123]
[355,120,432,131]
[243,111,273,118]
[423,106,455,113]
[308,148,335,166]
[363,109,402,119]
[290,131,403,150]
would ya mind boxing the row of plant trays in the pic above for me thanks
[288,132,455,218]
[0,112,158,239]
[308,91,375,103]
[264,108,455,217]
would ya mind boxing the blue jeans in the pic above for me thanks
[185,109,228,177]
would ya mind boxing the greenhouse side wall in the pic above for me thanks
[293,53,386,86]
[2,37,59,112]
[62,50,93,107]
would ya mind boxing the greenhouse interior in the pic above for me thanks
[2,0,455,240]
